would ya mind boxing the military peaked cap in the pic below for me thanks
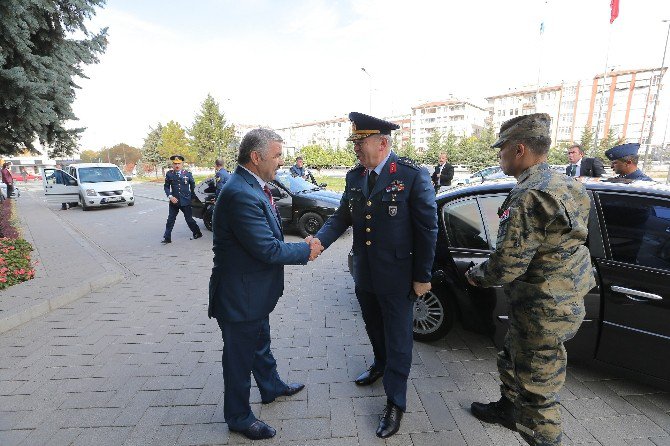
[491,113,551,148]
[170,155,185,162]
[605,143,640,161]
[347,112,400,141]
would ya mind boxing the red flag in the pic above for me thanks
[610,0,619,23]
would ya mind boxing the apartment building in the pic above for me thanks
[276,116,350,155]
[410,100,489,151]
[486,67,666,146]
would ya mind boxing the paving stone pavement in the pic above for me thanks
[1,184,669,445]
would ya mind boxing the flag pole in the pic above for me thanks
[534,1,548,106]
[592,25,613,156]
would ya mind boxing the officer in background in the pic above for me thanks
[290,156,305,178]
[214,159,230,198]
[465,113,595,446]
[604,143,653,181]
[431,152,454,192]
[310,112,438,438]
[162,155,203,244]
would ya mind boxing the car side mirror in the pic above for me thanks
[125,176,133,181]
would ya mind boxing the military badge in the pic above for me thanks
[389,162,397,174]
[499,208,511,223]
[385,180,405,193]
[388,205,398,216]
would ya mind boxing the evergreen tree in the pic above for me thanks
[597,128,618,160]
[0,0,108,157]
[580,126,596,156]
[422,131,443,164]
[158,121,194,166]
[189,94,236,168]
[141,123,163,176]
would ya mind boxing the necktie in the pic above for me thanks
[570,164,577,177]
[368,170,378,194]
[263,185,275,208]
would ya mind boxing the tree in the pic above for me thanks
[396,139,418,161]
[140,123,163,176]
[0,1,108,157]
[422,131,443,165]
[79,150,99,163]
[189,94,236,168]
[596,128,618,160]
[158,121,194,167]
[580,126,596,156]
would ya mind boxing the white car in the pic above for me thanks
[455,166,511,185]
[42,163,134,210]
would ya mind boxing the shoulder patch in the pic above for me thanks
[499,207,511,224]
[397,157,420,170]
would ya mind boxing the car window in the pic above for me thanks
[78,167,124,183]
[275,171,316,194]
[478,195,507,249]
[443,199,489,250]
[600,194,670,270]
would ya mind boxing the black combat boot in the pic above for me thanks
[470,396,516,431]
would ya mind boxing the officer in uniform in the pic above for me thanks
[162,155,203,244]
[464,113,595,446]
[604,143,653,181]
[311,112,438,438]
[214,159,230,198]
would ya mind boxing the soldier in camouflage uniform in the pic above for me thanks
[465,113,595,446]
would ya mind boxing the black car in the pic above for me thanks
[191,169,342,237]
[350,178,670,387]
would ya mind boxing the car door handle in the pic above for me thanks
[611,285,663,301]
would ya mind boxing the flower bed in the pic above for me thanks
[0,200,35,289]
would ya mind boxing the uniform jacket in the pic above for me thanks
[208,166,310,322]
[565,157,605,177]
[164,169,196,206]
[622,169,653,181]
[469,163,596,309]
[316,151,438,296]
[432,163,454,186]
[289,165,305,177]
[214,168,230,197]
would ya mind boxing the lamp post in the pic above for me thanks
[361,67,372,114]
[644,19,670,170]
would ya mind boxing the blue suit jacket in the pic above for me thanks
[215,168,230,197]
[316,152,438,296]
[208,166,311,322]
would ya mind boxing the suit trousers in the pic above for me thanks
[163,203,200,239]
[216,316,288,430]
[355,287,414,411]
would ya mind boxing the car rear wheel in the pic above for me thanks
[413,284,454,342]
[203,205,213,231]
[297,212,323,238]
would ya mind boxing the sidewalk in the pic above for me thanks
[0,188,124,333]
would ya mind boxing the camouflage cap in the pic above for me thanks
[491,113,551,148]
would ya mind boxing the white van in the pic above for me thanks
[42,163,134,210]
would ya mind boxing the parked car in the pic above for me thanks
[13,172,42,182]
[455,165,513,185]
[41,163,134,210]
[349,178,670,387]
[192,169,342,237]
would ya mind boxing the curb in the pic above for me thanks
[0,270,123,334]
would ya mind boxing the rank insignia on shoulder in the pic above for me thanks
[397,157,420,170]
[499,208,511,223]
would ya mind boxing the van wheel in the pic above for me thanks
[127,202,135,206]
[413,284,454,342]
[80,195,90,211]
[297,212,323,238]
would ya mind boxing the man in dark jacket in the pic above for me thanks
[431,152,454,192]
[565,144,605,177]
[161,155,202,244]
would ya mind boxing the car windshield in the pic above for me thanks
[78,167,125,183]
[275,172,318,194]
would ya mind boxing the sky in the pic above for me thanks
[72,0,670,151]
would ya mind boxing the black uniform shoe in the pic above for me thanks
[355,366,384,386]
[376,401,403,438]
[161,238,171,244]
[230,420,276,440]
[192,232,203,240]
[262,382,305,404]
[471,396,516,431]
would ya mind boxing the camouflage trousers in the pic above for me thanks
[498,302,585,446]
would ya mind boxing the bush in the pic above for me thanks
[0,200,36,290]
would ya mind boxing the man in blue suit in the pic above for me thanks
[208,128,322,441]
[311,112,438,438]
[162,155,202,244]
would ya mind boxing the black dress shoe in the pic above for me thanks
[161,238,171,244]
[355,366,383,386]
[192,232,203,240]
[261,382,305,404]
[231,420,276,440]
[471,396,516,431]
[376,401,403,438]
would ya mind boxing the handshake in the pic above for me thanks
[304,236,324,261]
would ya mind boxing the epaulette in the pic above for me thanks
[348,163,365,173]
[397,157,420,170]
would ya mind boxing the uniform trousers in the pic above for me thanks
[498,303,584,446]
[355,287,414,411]
[216,316,288,431]
[163,203,200,239]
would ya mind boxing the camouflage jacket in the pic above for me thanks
[469,163,595,307]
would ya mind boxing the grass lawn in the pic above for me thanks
[314,176,346,192]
